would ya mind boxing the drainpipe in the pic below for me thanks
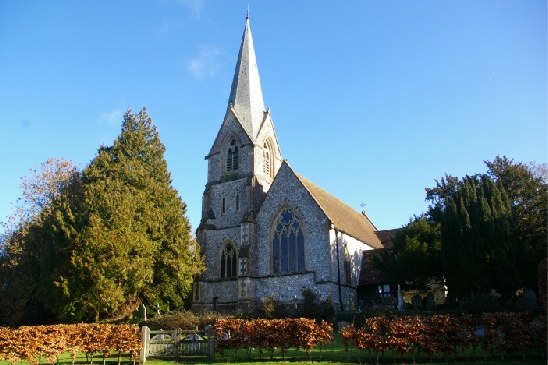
[334,226,344,312]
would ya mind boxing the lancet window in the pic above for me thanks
[226,139,239,172]
[263,142,271,177]
[220,242,237,278]
[344,247,352,285]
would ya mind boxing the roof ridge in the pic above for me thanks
[292,171,383,248]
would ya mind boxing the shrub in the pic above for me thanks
[297,288,336,324]
[141,309,225,330]
[141,310,197,330]
[259,296,289,319]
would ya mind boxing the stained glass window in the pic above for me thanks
[272,209,304,274]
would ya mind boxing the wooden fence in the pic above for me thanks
[139,326,215,363]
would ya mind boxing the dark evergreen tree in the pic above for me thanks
[485,156,547,291]
[376,216,442,291]
[433,174,521,299]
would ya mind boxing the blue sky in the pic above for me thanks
[1,0,546,234]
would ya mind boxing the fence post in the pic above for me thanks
[175,328,182,359]
[205,325,215,360]
[139,326,150,363]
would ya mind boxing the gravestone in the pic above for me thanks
[522,288,537,309]
[412,295,422,309]
[425,293,435,310]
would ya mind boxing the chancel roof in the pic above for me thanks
[294,170,383,249]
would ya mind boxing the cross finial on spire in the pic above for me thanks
[246,6,249,20]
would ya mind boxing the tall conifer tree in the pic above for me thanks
[440,175,520,299]
[485,156,547,290]
[61,108,203,322]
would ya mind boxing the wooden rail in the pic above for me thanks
[139,326,215,363]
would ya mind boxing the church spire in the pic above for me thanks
[227,13,265,141]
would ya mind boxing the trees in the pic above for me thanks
[60,107,203,322]
[0,107,203,324]
[377,216,442,292]
[485,156,547,291]
[0,158,81,325]
[374,155,544,303]
[427,174,521,300]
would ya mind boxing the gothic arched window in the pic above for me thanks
[272,209,305,274]
[221,242,237,278]
[226,139,239,172]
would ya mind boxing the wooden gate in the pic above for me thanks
[139,326,215,362]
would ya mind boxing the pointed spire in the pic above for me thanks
[227,13,265,141]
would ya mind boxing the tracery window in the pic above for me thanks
[272,209,305,274]
[226,139,239,172]
[220,242,237,278]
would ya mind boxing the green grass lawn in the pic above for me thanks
[0,332,545,365]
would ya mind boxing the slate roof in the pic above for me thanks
[227,15,266,141]
[294,172,383,249]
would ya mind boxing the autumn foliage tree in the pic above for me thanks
[0,158,81,325]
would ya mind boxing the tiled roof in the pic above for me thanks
[359,249,390,285]
[375,229,399,249]
[295,173,383,249]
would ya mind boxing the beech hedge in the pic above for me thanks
[0,324,141,365]
[342,312,546,360]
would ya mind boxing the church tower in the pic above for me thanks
[193,14,282,311]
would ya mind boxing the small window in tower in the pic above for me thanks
[263,142,271,176]
[222,197,226,214]
[235,193,240,211]
[226,139,239,172]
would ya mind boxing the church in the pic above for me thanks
[191,15,385,313]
